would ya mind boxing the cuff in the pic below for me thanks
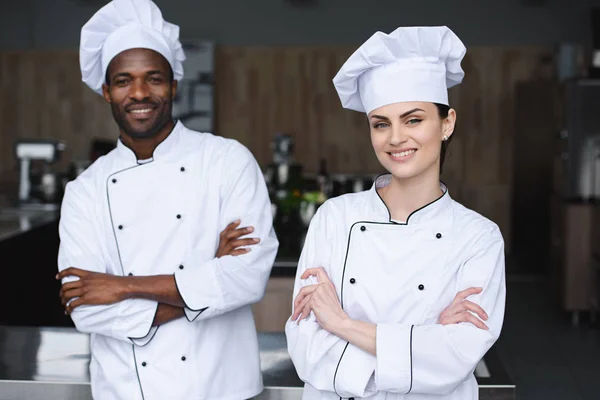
[183,307,208,322]
[174,259,222,313]
[375,324,413,393]
[334,343,377,398]
[112,299,159,344]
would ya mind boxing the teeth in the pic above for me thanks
[130,109,152,114]
[391,150,416,158]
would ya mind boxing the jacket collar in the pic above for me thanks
[115,120,184,164]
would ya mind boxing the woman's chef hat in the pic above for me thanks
[333,26,466,114]
[79,0,186,95]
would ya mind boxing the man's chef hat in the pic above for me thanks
[333,26,466,114]
[80,0,186,95]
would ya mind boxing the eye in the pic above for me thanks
[407,118,422,125]
[373,122,390,129]
[114,78,130,86]
[148,76,164,83]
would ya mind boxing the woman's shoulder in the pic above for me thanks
[449,199,504,244]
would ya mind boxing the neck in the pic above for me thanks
[378,165,443,222]
[120,119,176,160]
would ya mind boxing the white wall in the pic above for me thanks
[1,0,599,49]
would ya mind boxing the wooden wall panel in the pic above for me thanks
[0,46,555,253]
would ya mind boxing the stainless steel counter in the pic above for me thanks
[0,205,59,242]
[0,326,514,400]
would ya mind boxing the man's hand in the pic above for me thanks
[438,287,489,330]
[216,219,260,258]
[57,268,129,314]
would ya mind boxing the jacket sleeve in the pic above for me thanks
[285,201,378,398]
[375,225,507,395]
[173,141,279,322]
[58,179,159,346]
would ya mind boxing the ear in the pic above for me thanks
[171,80,178,100]
[101,83,112,104]
[441,108,457,140]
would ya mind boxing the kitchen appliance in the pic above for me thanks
[14,139,66,205]
[555,80,600,200]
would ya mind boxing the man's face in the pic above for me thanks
[102,48,177,139]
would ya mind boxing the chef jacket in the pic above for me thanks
[58,121,279,400]
[285,175,506,399]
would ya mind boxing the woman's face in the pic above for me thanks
[369,101,455,181]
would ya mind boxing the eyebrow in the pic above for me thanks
[111,70,164,80]
[370,108,425,120]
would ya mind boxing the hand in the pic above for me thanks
[438,287,489,330]
[291,267,348,333]
[56,268,129,314]
[216,220,260,258]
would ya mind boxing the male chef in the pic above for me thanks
[56,0,279,399]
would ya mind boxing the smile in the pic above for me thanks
[129,108,153,114]
[388,149,417,161]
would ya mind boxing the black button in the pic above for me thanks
[179,265,184,270]
[350,278,356,284]
[141,362,147,367]
[112,179,117,184]
[418,284,425,291]
[436,233,442,239]
[349,398,355,400]
[128,273,133,276]
[180,167,185,172]
[177,214,181,219]
[360,226,366,232]
[118,225,123,230]
[181,356,186,361]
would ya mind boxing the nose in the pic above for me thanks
[389,125,408,146]
[129,78,151,101]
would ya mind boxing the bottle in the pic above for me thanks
[317,158,329,197]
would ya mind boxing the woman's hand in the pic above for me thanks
[291,267,348,333]
[438,287,489,330]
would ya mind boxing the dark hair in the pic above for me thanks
[434,103,452,174]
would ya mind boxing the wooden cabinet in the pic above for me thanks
[252,276,295,332]
[549,195,596,324]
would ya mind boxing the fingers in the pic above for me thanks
[292,285,320,319]
[458,300,488,321]
[451,287,483,306]
[56,267,86,281]
[220,220,241,237]
[61,288,84,306]
[229,248,251,256]
[228,238,260,249]
[440,311,489,330]
[293,294,313,322]
[65,297,85,315]
[301,267,330,283]
[226,226,255,240]
[59,281,82,297]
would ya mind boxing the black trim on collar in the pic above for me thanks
[373,174,449,225]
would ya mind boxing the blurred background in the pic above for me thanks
[1,0,600,399]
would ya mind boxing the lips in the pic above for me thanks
[388,149,417,161]
[126,104,157,120]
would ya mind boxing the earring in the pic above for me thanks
[442,135,448,141]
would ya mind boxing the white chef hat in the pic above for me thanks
[79,0,186,95]
[333,26,466,114]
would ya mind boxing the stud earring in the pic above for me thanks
[442,135,449,141]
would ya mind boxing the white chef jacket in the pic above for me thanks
[58,121,279,400]
[285,175,506,400]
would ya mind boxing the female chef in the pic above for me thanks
[285,26,506,400]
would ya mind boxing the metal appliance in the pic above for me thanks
[14,139,66,205]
